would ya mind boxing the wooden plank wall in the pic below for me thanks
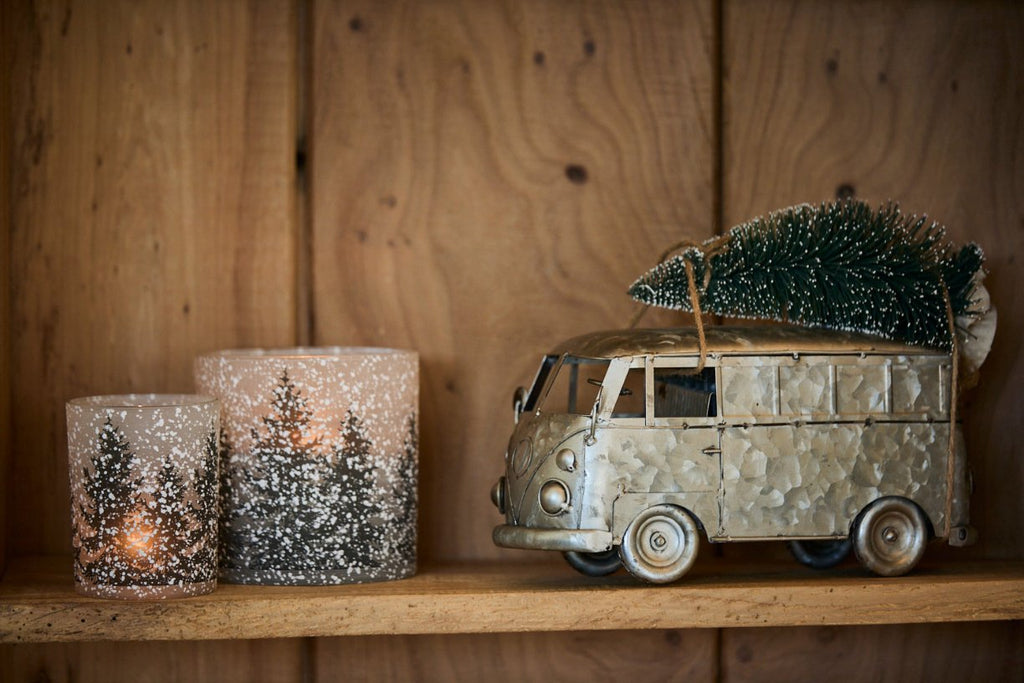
[721,0,1024,565]
[0,0,14,577]
[722,622,1024,682]
[718,1,1024,676]
[309,0,714,563]
[3,0,307,675]
[3,0,1022,680]
[6,0,301,558]
[0,639,305,683]
[313,630,717,682]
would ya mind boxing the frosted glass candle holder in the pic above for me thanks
[194,348,418,585]
[66,394,220,599]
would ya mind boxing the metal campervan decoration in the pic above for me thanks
[491,200,995,583]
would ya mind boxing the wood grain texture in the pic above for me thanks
[1,0,14,575]
[719,2,1024,681]
[313,630,717,683]
[2,557,1023,643]
[722,0,1024,560]
[309,0,715,563]
[7,0,299,557]
[0,639,305,683]
[3,1,1022,680]
[722,622,1024,683]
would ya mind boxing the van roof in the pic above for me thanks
[550,325,943,359]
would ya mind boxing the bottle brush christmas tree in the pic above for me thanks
[628,199,996,373]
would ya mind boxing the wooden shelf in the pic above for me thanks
[2,556,1023,643]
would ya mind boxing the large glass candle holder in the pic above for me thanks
[194,348,418,585]
[66,394,220,599]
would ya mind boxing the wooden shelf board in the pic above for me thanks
[2,556,1023,643]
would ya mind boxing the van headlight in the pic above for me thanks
[555,448,576,472]
[491,477,507,513]
[539,479,570,515]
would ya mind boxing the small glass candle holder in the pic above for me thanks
[66,394,220,599]
[195,348,418,585]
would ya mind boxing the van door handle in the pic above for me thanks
[701,446,721,456]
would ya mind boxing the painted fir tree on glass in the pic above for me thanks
[195,348,419,585]
[66,394,220,599]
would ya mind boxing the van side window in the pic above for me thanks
[611,367,646,418]
[654,367,717,418]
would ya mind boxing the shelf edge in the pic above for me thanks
[3,558,1023,642]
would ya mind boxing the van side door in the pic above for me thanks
[606,357,723,539]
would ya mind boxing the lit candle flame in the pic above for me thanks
[291,428,325,449]
[119,509,163,571]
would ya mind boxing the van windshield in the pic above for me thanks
[523,355,557,412]
[538,356,610,415]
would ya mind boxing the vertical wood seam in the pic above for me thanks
[712,0,725,239]
[302,636,316,683]
[295,0,315,346]
[0,0,14,576]
[713,626,724,683]
[297,2,316,675]
[713,1,725,678]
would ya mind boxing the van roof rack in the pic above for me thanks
[551,324,942,359]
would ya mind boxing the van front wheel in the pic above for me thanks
[563,549,621,577]
[619,505,699,584]
[853,497,929,576]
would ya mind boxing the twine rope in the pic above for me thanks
[942,285,960,538]
[629,235,731,370]
[684,258,708,373]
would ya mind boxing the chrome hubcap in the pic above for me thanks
[637,518,686,567]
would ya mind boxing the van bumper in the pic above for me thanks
[947,525,978,547]
[493,525,613,553]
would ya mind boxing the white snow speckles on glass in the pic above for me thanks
[194,347,419,585]
[66,394,220,600]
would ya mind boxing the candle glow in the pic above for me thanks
[66,394,220,599]
[195,348,419,586]
[119,508,163,571]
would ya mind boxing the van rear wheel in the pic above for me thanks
[853,497,929,576]
[563,549,621,577]
[619,505,699,584]
[788,539,852,569]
